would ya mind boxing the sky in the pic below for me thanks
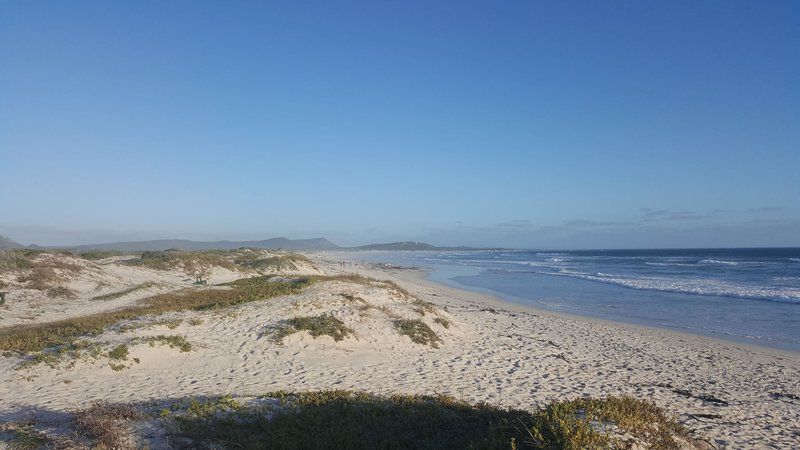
[1,1,798,249]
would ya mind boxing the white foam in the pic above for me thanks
[554,269,800,303]
[699,259,739,266]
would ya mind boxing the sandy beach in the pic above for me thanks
[0,250,798,448]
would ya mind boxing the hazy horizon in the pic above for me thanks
[2,2,798,249]
[2,230,799,251]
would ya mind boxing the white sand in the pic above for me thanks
[1,252,798,448]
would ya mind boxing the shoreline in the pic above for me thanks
[321,251,800,357]
[1,251,798,447]
[411,266,800,358]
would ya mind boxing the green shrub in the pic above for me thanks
[171,390,528,449]
[141,335,192,352]
[393,319,441,348]
[107,344,129,360]
[273,314,354,342]
[79,251,123,260]
[527,396,693,448]
[0,276,311,353]
[92,282,157,301]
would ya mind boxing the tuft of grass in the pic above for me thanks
[273,314,354,342]
[169,390,529,449]
[393,319,441,348]
[527,395,694,449]
[63,391,699,450]
[413,298,438,315]
[235,253,310,272]
[185,395,244,418]
[79,250,124,260]
[92,282,157,301]
[141,334,193,352]
[73,401,144,448]
[126,249,238,273]
[14,340,102,371]
[433,317,451,329]
[0,421,52,450]
[188,318,204,326]
[8,252,83,290]
[315,274,436,315]
[107,344,129,360]
[154,318,182,329]
[0,249,40,270]
[0,275,312,353]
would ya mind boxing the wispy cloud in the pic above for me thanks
[496,220,536,229]
[749,206,785,213]
[639,208,709,222]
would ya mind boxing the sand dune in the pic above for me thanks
[0,251,798,447]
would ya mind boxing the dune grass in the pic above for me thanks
[0,276,312,353]
[169,390,529,449]
[73,402,144,449]
[79,250,124,260]
[92,282,158,301]
[234,252,311,272]
[527,396,694,448]
[1,250,83,292]
[393,318,441,348]
[157,392,694,450]
[125,249,239,272]
[433,317,451,328]
[140,335,193,352]
[107,344,129,360]
[0,421,52,450]
[272,314,354,343]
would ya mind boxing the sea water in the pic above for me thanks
[350,248,800,352]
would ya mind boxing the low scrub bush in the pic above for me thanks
[73,402,144,448]
[273,314,354,342]
[141,335,193,352]
[92,282,157,301]
[393,319,441,348]
[0,276,311,353]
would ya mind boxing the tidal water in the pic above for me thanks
[350,248,800,352]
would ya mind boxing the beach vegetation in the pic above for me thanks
[0,275,311,353]
[4,251,83,291]
[433,317,451,328]
[79,250,124,260]
[154,318,182,329]
[14,340,102,371]
[107,344,129,360]
[37,391,698,449]
[527,395,694,448]
[234,252,310,272]
[73,401,144,448]
[141,334,193,352]
[0,421,52,450]
[125,249,238,273]
[167,390,529,449]
[272,314,354,342]
[393,319,441,348]
[92,282,158,301]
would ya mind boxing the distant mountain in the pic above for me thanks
[0,235,23,249]
[62,237,341,252]
[350,241,439,251]
[347,241,486,251]
[2,235,485,252]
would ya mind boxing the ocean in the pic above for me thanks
[350,248,800,352]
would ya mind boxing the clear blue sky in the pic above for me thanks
[1,1,798,248]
